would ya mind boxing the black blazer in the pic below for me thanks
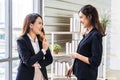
[16,34,53,80]
[73,28,102,80]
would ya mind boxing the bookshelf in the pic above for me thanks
[46,32,80,80]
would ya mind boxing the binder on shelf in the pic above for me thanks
[54,61,66,76]
[66,42,69,55]
[62,62,66,76]
[69,43,72,54]
[65,42,72,55]
[58,62,62,75]
[55,62,58,75]
[66,40,79,55]
[72,40,75,52]
[70,13,80,32]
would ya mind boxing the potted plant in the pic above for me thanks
[53,44,62,54]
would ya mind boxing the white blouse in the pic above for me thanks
[27,34,44,80]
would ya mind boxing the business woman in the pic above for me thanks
[66,4,105,80]
[16,13,53,80]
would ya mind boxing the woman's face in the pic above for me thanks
[79,12,91,28]
[30,17,43,35]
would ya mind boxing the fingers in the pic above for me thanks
[43,37,47,42]
[43,39,49,46]
[70,53,74,59]
[65,68,72,78]
[42,38,49,51]
[32,63,39,68]
[70,53,77,59]
[39,31,46,39]
[66,71,71,78]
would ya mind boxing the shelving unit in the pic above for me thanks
[46,32,80,80]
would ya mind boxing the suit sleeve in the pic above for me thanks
[17,39,45,66]
[89,33,103,67]
[38,48,53,67]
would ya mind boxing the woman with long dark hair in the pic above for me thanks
[16,13,53,80]
[66,4,105,80]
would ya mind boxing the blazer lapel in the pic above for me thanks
[79,29,95,49]
[38,40,42,50]
[23,34,35,54]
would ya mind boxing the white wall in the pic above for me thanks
[110,0,120,70]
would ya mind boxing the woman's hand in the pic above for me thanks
[39,31,45,39]
[32,63,41,68]
[70,53,78,59]
[42,38,49,51]
[65,66,73,78]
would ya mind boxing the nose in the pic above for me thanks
[40,24,43,28]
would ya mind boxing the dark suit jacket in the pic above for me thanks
[73,28,103,80]
[16,34,53,80]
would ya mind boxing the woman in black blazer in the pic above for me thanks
[16,13,53,80]
[66,5,105,80]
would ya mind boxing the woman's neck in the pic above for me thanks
[28,31,36,41]
[83,26,93,36]
[86,26,93,33]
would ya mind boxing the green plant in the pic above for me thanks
[53,44,62,51]
[100,13,110,31]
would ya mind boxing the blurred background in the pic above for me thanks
[0,0,120,80]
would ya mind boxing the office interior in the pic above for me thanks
[0,0,120,80]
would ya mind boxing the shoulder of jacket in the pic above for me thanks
[17,35,27,41]
[93,29,101,36]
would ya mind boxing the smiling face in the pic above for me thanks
[30,17,43,35]
[79,11,91,28]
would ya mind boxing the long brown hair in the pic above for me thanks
[21,13,45,41]
[79,4,105,36]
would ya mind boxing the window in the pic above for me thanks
[0,62,8,80]
[12,60,19,80]
[0,0,6,59]
[12,0,33,57]
[12,0,33,79]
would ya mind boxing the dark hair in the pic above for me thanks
[21,13,45,41]
[79,4,105,36]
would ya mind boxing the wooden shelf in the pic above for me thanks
[53,53,71,62]
[48,73,76,79]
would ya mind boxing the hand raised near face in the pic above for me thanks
[42,38,49,51]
